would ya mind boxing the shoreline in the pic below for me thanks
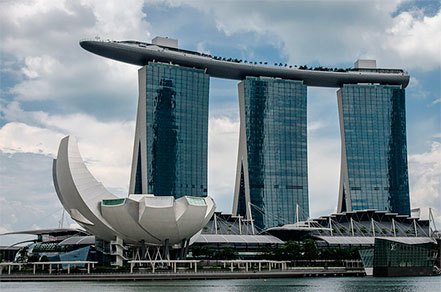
[0,268,365,282]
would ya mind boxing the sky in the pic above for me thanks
[0,0,440,245]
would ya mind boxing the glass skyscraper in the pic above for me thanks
[233,77,309,230]
[337,84,410,215]
[129,62,209,198]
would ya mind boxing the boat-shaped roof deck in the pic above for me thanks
[80,39,409,88]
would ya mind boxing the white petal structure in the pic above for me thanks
[53,136,216,246]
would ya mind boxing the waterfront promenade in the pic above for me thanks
[0,267,365,282]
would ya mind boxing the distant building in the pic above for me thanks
[373,237,437,276]
[0,229,96,264]
[337,84,410,215]
[233,77,308,230]
[266,209,434,247]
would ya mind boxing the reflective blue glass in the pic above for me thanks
[238,77,309,229]
[144,62,209,198]
[338,84,410,215]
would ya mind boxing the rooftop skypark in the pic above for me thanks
[80,37,409,88]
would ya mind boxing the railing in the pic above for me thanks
[78,37,408,76]
[0,261,97,275]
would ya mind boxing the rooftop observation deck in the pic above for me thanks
[79,38,409,88]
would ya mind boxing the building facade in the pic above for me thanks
[129,62,209,198]
[233,77,309,230]
[373,238,437,277]
[337,84,410,215]
[78,37,414,233]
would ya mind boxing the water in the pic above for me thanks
[1,277,440,292]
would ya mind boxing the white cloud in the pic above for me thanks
[0,152,64,246]
[0,104,135,189]
[381,9,441,70]
[308,136,341,217]
[208,117,239,212]
[196,41,211,55]
[0,106,242,212]
[21,55,59,79]
[431,98,441,105]
[169,0,440,71]
[409,140,441,226]
[0,0,439,237]
[0,0,146,111]
[0,122,64,156]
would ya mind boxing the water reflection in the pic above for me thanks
[1,277,439,292]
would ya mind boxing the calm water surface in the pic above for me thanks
[1,277,440,292]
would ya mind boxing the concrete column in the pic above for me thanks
[230,262,233,272]
[246,262,248,272]
[269,263,271,271]
[130,263,134,273]
[87,263,90,274]
[33,264,36,274]
[194,263,197,273]
[8,265,11,275]
[152,263,155,273]
[49,264,52,274]
[67,264,70,274]
[173,262,176,273]
[259,262,261,271]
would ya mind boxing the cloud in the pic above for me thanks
[0,122,64,156]
[381,8,441,71]
[308,136,341,217]
[0,0,439,240]
[409,140,441,226]
[196,41,211,55]
[0,152,62,246]
[21,55,59,79]
[0,102,243,211]
[0,0,148,119]
[208,117,239,212]
[431,98,441,105]
[0,103,135,190]
[166,0,441,71]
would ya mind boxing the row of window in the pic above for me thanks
[145,63,210,198]
[340,85,409,215]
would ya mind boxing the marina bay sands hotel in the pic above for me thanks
[80,37,411,230]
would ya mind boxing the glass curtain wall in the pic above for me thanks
[236,77,309,229]
[338,84,410,215]
[135,62,209,198]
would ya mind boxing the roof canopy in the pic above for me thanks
[315,236,435,246]
[194,234,283,245]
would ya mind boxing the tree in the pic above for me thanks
[302,239,318,260]
[281,241,301,260]
[191,246,213,259]
[213,248,237,260]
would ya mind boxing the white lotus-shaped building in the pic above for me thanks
[53,136,216,246]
